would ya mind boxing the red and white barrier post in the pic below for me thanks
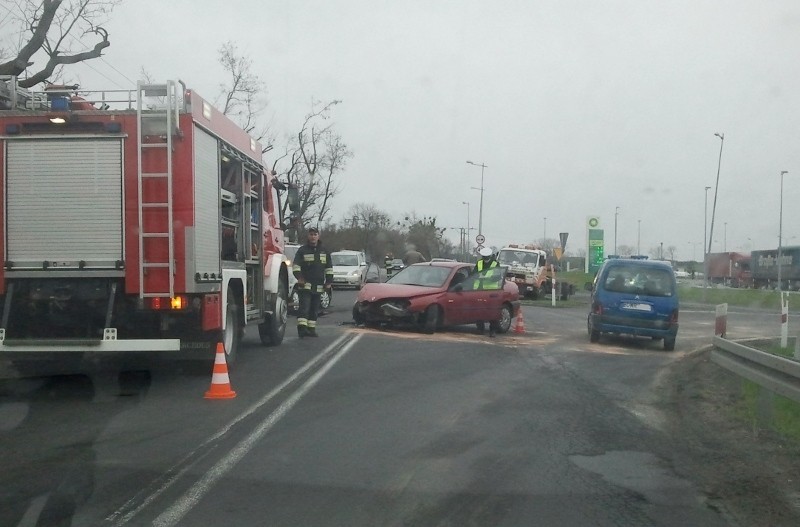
[781,292,789,349]
[715,303,728,338]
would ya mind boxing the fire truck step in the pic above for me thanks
[141,173,169,178]
[142,262,170,268]
[142,203,168,208]
[141,232,169,238]
[141,143,168,148]
[141,293,173,298]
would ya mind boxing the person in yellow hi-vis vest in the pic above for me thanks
[292,227,333,338]
[473,246,501,337]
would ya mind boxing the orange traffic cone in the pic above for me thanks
[204,342,237,399]
[513,309,526,334]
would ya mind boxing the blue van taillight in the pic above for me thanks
[670,309,679,325]
[592,302,603,315]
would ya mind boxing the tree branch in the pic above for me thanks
[19,26,109,88]
[0,0,62,76]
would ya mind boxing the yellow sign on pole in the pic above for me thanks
[554,247,563,260]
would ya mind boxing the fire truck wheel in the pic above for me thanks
[223,287,241,363]
[259,279,288,346]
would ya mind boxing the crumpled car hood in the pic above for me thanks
[358,283,441,302]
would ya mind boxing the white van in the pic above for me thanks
[331,250,368,289]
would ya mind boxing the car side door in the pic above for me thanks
[445,265,495,323]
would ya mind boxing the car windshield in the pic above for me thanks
[497,250,540,267]
[332,254,360,266]
[284,245,299,261]
[387,265,451,287]
[603,265,674,297]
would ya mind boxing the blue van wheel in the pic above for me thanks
[588,317,600,342]
[664,337,676,351]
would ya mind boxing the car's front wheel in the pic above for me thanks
[320,289,332,310]
[422,305,440,334]
[663,337,676,351]
[352,304,365,325]
[497,304,513,333]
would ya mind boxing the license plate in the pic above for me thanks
[621,302,652,312]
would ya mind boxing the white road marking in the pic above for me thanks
[109,332,354,526]
[152,333,362,527]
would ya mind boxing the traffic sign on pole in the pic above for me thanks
[476,234,485,245]
[559,232,569,252]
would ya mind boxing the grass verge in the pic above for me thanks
[677,286,792,309]
[739,379,800,442]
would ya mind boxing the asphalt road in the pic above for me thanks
[0,290,788,526]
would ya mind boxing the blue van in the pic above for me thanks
[587,258,679,350]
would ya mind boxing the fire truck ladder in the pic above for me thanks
[136,81,179,299]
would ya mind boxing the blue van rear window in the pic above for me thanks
[603,264,674,297]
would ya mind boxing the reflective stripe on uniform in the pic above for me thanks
[303,254,315,262]
[320,254,327,264]
[307,320,317,328]
[297,318,308,326]
[325,269,334,275]
[301,283,312,290]
[292,265,301,272]
[316,285,325,293]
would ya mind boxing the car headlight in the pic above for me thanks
[350,270,360,276]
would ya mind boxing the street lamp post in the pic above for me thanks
[614,206,620,256]
[543,217,547,244]
[703,185,711,294]
[637,219,641,256]
[708,133,725,258]
[466,161,487,236]
[779,170,789,291]
[724,222,727,252]
[462,201,470,258]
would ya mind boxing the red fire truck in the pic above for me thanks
[0,77,295,362]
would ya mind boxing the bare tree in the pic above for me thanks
[617,244,635,257]
[215,40,271,144]
[211,43,352,227]
[346,203,391,230]
[0,0,121,88]
[275,99,352,227]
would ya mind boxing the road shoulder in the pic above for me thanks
[657,348,800,524]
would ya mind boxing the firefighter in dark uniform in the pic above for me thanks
[292,226,333,338]
[473,246,501,337]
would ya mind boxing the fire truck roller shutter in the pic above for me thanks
[6,138,123,268]
[193,126,221,281]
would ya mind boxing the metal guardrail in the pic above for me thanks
[711,336,800,403]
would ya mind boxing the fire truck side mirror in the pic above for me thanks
[287,187,300,212]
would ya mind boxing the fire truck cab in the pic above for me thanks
[0,76,294,362]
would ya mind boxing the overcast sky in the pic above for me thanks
[16,0,800,260]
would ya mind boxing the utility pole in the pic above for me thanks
[467,161,487,236]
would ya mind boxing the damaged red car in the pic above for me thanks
[352,261,520,333]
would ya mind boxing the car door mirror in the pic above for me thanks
[451,283,464,292]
